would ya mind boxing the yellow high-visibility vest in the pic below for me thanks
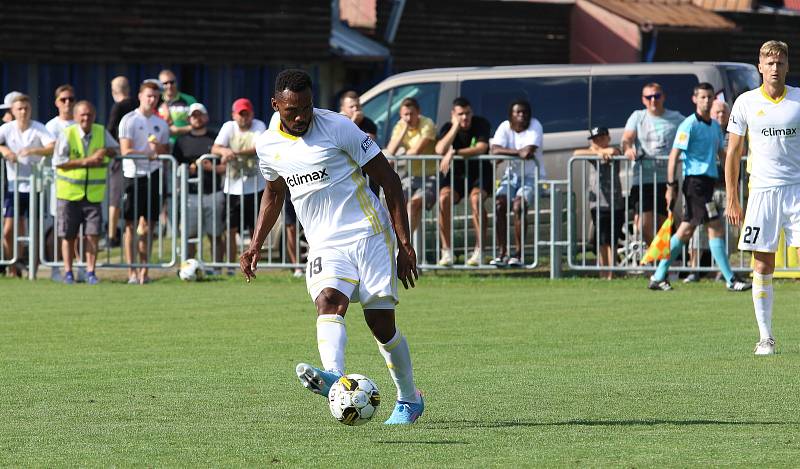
[56,124,108,203]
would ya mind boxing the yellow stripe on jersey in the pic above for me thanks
[760,85,787,104]
[348,161,381,233]
[277,123,300,141]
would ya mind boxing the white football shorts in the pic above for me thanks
[739,183,800,253]
[305,228,399,309]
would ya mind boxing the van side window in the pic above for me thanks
[460,76,589,133]
[362,83,441,147]
[590,74,698,129]
[724,66,760,102]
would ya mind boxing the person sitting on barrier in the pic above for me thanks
[384,97,437,238]
[119,81,170,284]
[648,82,751,292]
[573,127,624,280]
[106,76,138,247]
[435,97,491,267]
[174,103,225,263]
[0,94,55,277]
[622,83,684,246]
[489,99,543,268]
[52,100,118,285]
[212,98,266,265]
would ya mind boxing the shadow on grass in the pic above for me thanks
[427,418,799,429]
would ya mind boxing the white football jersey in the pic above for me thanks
[728,85,800,189]
[256,109,390,248]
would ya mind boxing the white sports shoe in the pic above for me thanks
[466,248,482,266]
[754,338,776,356]
[292,268,304,278]
[438,249,453,267]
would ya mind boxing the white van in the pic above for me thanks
[360,62,760,181]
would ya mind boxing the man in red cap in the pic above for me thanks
[211,98,266,264]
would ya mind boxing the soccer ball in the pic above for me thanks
[328,374,381,425]
[178,258,204,281]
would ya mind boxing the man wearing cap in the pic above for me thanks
[119,80,170,284]
[574,127,624,279]
[157,69,196,146]
[212,98,266,263]
[52,100,118,284]
[1,91,22,124]
[648,82,750,292]
[174,103,225,261]
[0,94,55,277]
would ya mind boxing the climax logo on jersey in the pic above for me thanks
[361,136,374,152]
[761,127,798,137]
[286,168,330,187]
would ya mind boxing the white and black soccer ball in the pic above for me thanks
[178,258,204,281]
[328,374,381,425]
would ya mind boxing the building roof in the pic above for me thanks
[588,0,737,29]
[330,21,389,60]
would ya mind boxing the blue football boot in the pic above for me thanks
[384,390,425,425]
[295,363,341,398]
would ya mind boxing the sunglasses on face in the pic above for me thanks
[59,97,75,103]
[643,93,662,100]
[161,80,175,86]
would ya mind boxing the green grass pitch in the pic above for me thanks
[2,273,800,466]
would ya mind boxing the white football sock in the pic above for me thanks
[317,314,346,375]
[377,329,419,403]
[752,272,774,341]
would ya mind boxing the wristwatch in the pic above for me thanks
[667,181,678,188]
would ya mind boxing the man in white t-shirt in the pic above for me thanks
[489,99,543,268]
[118,81,170,284]
[211,98,266,264]
[0,94,55,277]
[726,40,800,356]
[241,69,424,425]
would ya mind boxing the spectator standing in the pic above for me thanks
[648,82,751,292]
[52,100,118,284]
[434,97,491,267]
[621,83,684,245]
[385,97,437,237]
[211,98,266,264]
[0,94,55,277]
[106,76,138,244]
[118,81,170,284]
[158,69,197,146]
[173,103,225,262]
[489,99,543,268]
[340,90,380,196]
[573,127,623,279]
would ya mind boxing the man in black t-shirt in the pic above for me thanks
[435,97,492,267]
[340,90,380,196]
[174,103,225,261]
[106,76,139,244]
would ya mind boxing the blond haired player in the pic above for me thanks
[240,69,424,424]
[726,40,800,355]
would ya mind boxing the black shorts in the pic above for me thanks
[123,171,161,222]
[629,183,668,217]
[682,175,718,226]
[590,209,625,246]
[227,191,264,232]
[439,171,493,202]
[3,192,30,218]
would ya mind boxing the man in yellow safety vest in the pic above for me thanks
[52,100,119,284]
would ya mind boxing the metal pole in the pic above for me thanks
[550,185,563,279]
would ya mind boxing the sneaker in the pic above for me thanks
[437,249,453,267]
[384,390,425,425]
[127,274,139,285]
[489,256,508,267]
[293,268,304,278]
[727,276,752,292]
[507,255,523,268]
[683,273,699,284]
[466,249,482,267]
[86,271,99,285]
[648,277,672,291]
[754,337,776,356]
[63,271,75,285]
[295,363,341,397]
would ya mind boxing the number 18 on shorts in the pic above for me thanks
[739,185,800,252]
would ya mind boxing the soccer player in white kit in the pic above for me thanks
[726,40,800,355]
[240,70,424,424]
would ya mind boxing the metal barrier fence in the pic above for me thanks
[566,155,769,276]
[12,151,799,280]
[1,160,38,279]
